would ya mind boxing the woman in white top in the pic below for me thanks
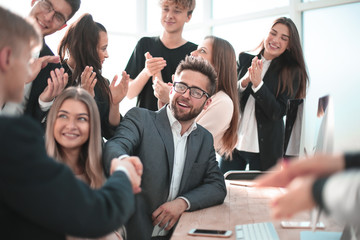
[45,87,124,240]
[219,17,309,172]
[191,36,239,158]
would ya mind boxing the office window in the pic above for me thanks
[212,16,283,56]
[147,0,162,33]
[212,0,288,19]
[2,0,356,117]
[303,2,360,151]
[43,1,137,77]
[79,1,137,33]
[146,0,204,33]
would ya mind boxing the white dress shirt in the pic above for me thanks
[236,55,272,153]
[152,105,197,237]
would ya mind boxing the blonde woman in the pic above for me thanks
[46,87,124,239]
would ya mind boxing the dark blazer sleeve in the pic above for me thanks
[103,107,144,176]
[345,152,360,169]
[0,116,135,238]
[25,43,60,126]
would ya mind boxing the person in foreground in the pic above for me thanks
[104,56,227,240]
[0,7,142,240]
[125,0,197,111]
[45,87,126,240]
[255,152,360,239]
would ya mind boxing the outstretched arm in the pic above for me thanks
[255,153,345,188]
[0,117,140,238]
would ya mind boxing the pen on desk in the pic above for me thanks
[230,182,252,187]
[312,208,321,232]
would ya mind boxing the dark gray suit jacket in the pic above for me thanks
[103,106,227,240]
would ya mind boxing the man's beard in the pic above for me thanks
[170,96,206,122]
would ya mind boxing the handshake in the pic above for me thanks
[110,156,143,194]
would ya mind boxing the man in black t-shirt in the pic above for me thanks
[125,0,197,111]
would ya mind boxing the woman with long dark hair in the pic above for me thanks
[58,13,129,139]
[220,17,309,172]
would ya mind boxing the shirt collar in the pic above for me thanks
[166,105,197,136]
[261,54,272,64]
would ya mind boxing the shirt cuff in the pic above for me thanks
[177,196,191,211]
[38,97,54,111]
[114,155,131,179]
[118,154,129,160]
[252,81,263,93]
[345,152,360,169]
[312,177,329,212]
[114,166,130,180]
[238,79,247,92]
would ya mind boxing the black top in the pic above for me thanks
[125,36,197,111]
[62,62,117,139]
[0,115,134,240]
[25,41,61,125]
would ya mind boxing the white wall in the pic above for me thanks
[302,2,360,154]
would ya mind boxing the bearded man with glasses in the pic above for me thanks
[103,56,226,240]
[2,0,80,126]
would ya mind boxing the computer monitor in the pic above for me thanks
[313,95,334,154]
[284,99,304,158]
[310,95,334,229]
[282,95,334,229]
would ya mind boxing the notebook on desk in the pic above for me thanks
[235,222,280,240]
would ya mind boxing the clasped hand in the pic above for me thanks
[110,156,143,194]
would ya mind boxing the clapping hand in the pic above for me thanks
[29,55,61,83]
[81,66,97,97]
[110,71,130,105]
[144,52,166,79]
[153,77,172,108]
[248,56,263,88]
[39,68,68,102]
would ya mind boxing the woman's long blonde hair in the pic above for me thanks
[45,87,105,188]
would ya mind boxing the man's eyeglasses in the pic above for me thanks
[38,0,67,26]
[173,82,210,99]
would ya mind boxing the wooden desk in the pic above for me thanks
[171,180,343,240]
